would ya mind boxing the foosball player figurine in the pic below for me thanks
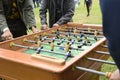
[57,38,65,45]
[55,29,60,36]
[56,34,60,39]
[69,39,75,46]
[70,28,74,32]
[84,36,90,43]
[34,35,39,40]
[43,32,47,36]
[68,32,71,36]
[67,28,71,33]
[94,36,98,42]
[88,27,91,32]
[77,44,83,48]
[81,40,87,46]
[41,36,47,42]
[55,30,62,39]
[65,35,71,41]
[74,28,77,34]
[36,46,43,54]
[39,35,42,39]
[64,51,72,61]
[94,30,98,41]
[94,29,98,36]
[75,35,82,42]
[50,40,55,51]
[37,40,42,47]
[65,42,70,52]
[52,37,56,41]
[79,32,84,38]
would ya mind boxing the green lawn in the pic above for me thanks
[73,0,102,24]
[34,0,117,80]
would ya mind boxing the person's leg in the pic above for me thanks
[86,1,90,16]
[100,0,120,79]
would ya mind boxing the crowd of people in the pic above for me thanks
[0,0,119,80]
[0,0,93,40]
[0,0,76,41]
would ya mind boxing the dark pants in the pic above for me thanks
[85,1,92,16]
[7,19,27,38]
[100,0,120,70]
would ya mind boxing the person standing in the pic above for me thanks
[0,0,38,41]
[84,0,92,16]
[100,0,120,80]
[39,0,75,30]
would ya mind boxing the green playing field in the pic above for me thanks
[23,35,102,61]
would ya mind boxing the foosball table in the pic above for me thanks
[0,23,115,80]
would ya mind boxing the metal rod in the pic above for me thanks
[13,43,35,50]
[75,66,106,76]
[37,35,93,47]
[57,31,103,38]
[40,49,74,57]
[87,57,115,65]
[95,51,110,55]
[12,43,74,57]
[103,45,108,48]
[24,39,84,51]
[60,28,103,34]
[43,42,84,51]
[24,39,37,44]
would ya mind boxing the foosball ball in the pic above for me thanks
[0,23,115,80]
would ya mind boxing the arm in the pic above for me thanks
[39,0,49,30]
[23,0,38,33]
[39,0,48,25]
[0,1,9,33]
[0,1,13,40]
[56,0,75,25]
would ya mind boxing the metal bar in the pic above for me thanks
[58,32,103,38]
[24,39,84,51]
[87,57,115,65]
[24,39,37,44]
[13,44,35,50]
[103,45,108,48]
[13,43,74,57]
[75,66,106,76]
[40,50,74,57]
[43,43,84,51]
[95,51,110,55]
[60,28,103,34]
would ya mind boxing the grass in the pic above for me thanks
[33,0,117,80]
[73,0,102,24]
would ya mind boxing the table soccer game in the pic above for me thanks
[0,0,118,80]
[0,23,115,80]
